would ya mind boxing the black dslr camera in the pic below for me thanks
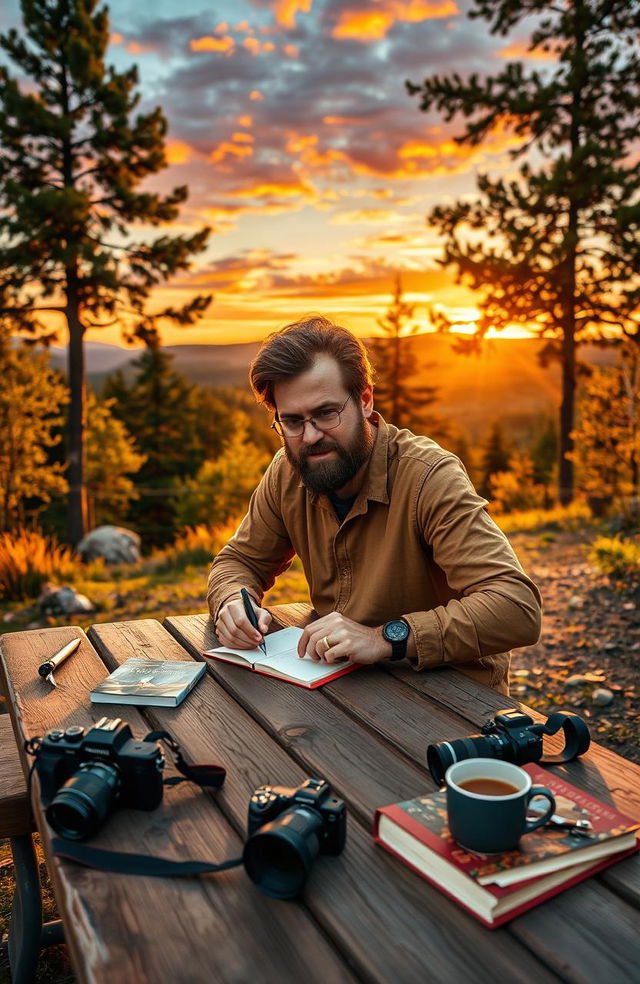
[427,709,591,786]
[28,717,165,840]
[243,778,346,899]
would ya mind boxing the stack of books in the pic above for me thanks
[374,763,639,928]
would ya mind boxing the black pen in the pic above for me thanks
[240,588,267,656]
[38,637,82,685]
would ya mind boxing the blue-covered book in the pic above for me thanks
[90,659,206,707]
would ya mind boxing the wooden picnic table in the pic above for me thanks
[1,609,639,984]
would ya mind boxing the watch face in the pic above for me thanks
[384,620,409,642]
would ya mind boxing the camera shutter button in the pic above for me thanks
[64,726,84,742]
[48,729,65,742]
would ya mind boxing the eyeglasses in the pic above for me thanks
[272,395,352,438]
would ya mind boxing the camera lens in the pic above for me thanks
[46,761,120,840]
[427,734,505,786]
[243,807,323,899]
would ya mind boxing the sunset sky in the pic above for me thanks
[1,0,547,346]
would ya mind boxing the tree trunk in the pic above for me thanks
[559,302,576,506]
[66,276,87,545]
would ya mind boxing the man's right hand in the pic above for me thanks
[215,595,272,650]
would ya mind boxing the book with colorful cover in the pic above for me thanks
[204,625,360,689]
[90,659,206,707]
[373,763,639,928]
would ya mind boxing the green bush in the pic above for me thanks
[589,536,640,586]
[0,529,77,601]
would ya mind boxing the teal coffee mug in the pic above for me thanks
[445,758,556,854]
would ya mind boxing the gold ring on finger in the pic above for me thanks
[323,635,332,649]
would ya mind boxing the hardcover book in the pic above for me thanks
[204,626,359,689]
[90,659,206,707]
[374,763,639,928]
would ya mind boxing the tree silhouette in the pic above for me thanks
[408,0,640,504]
[479,420,511,499]
[368,275,449,439]
[0,0,211,542]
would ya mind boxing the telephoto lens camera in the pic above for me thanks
[427,708,591,786]
[28,717,165,840]
[243,778,346,899]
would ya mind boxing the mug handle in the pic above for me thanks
[524,786,556,833]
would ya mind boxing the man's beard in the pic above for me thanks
[284,416,374,495]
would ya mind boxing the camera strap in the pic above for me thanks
[538,711,591,764]
[51,838,244,877]
[145,730,227,790]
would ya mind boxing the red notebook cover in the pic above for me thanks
[373,764,639,928]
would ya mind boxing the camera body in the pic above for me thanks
[479,708,544,763]
[427,709,545,786]
[34,717,165,820]
[248,778,346,855]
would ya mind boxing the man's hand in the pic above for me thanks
[216,595,272,650]
[297,612,391,665]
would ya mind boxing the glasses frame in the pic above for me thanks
[271,394,352,439]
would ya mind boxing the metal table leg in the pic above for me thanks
[7,834,64,984]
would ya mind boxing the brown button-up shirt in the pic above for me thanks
[207,414,542,693]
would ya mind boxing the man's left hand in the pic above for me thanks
[297,612,390,665]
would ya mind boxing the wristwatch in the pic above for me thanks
[382,618,411,661]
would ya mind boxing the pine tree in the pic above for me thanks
[408,0,640,504]
[368,275,449,439]
[479,420,511,498]
[103,348,203,542]
[0,0,211,543]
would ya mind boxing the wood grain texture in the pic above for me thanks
[166,613,640,982]
[0,626,353,984]
[0,713,31,836]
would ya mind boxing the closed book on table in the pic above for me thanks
[205,626,359,689]
[90,659,206,707]
[374,763,639,928]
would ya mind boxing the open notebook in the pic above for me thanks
[204,626,359,688]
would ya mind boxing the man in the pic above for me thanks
[207,316,541,693]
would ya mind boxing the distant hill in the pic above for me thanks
[48,335,616,444]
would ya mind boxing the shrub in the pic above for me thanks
[589,536,640,587]
[153,521,242,574]
[493,501,592,534]
[0,529,77,601]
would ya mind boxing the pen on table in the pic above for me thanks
[38,637,82,686]
[240,588,267,656]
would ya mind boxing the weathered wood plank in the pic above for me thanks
[0,626,355,984]
[0,714,31,837]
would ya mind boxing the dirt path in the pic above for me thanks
[509,530,640,764]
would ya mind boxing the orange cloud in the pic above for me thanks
[110,32,123,44]
[499,41,558,60]
[214,21,229,33]
[274,0,313,30]
[283,44,300,57]
[165,140,195,165]
[331,208,411,225]
[250,90,264,101]
[231,132,254,143]
[243,37,263,54]
[332,0,457,41]
[237,114,253,127]
[233,179,316,200]
[209,141,254,164]
[191,35,235,53]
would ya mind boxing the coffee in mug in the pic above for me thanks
[445,758,556,854]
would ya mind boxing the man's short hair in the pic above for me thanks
[249,315,374,410]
